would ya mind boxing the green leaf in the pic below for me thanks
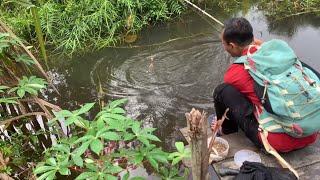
[46,158,57,166]
[74,140,91,156]
[34,166,56,174]
[152,153,168,164]
[17,88,25,98]
[145,134,161,142]
[131,122,141,134]
[59,167,70,175]
[100,132,120,141]
[15,54,35,65]
[0,97,18,104]
[123,172,129,180]
[105,174,118,180]
[168,152,180,160]
[8,0,35,9]
[72,155,83,167]
[134,154,144,164]
[53,144,70,154]
[175,142,184,153]
[73,135,95,144]
[90,139,103,155]
[85,163,98,172]
[96,118,105,130]
[123,133,135,141]
[172,156,183,165]
[107,98,128,109]
[137,137,150,146]
[45,170,56,180]
[105,165,123,174]
[111,107,126,114]
[147,156,158,170]
[130,176,146,180]
[106,113,127,121]
[75,103,95,115]
[57,110,73,117]
[26,83,45,89]
[84,158,94,164]
[65,116,78,126]
[74,118,89,129]
[143,127,156,133]
[10,76,47,98]
[76,172,98,180]
[37,170,56,180]
[0,86,9,93]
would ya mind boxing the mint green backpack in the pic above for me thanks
[235,39,320,137]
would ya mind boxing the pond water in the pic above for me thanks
[47,5,320,150]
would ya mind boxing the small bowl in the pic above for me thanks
[208,137,229,162]
[182,137,229,167]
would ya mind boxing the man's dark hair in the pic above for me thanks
[223,17,253,46]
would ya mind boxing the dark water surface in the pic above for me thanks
[47,5,320,150]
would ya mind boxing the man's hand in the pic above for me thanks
[210,117,223,134]
[253,38,263,46]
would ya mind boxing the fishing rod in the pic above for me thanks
[182,0,224,27]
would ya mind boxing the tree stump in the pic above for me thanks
[185,108,209,180]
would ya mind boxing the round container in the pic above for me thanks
[209,137,229,162]
[182,137,229,167]
[234,149,261,167]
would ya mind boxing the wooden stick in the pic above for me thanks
[207,108,229,157]
[182,0,224,27]
[260,130,299,179]
[186,108,209,180]
[0,112,46,126]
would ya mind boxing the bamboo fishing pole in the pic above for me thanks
[182,0,224,27]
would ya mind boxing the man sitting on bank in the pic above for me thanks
[211,17,319,152]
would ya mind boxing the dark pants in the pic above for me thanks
[213,83,263,148]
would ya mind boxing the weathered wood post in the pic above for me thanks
[185,108,209,180]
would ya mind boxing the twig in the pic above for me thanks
[34,97,53,119]
[19,98,61,112]
[0,112,46,126]
[0,58,20,81]
[181,0,224,27]
[34,98,62,111]
[207,108,229,158]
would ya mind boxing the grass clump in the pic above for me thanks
[1,0,185,55]
[259,0,320,17]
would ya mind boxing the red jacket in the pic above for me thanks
[224,47,318,152]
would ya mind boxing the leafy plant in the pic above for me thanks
[0,33,17,53]
[0,86,9,93]
[169,142,191,165]
[9,76,47,98]
[158,166,189,180]
[0,86,18,104]
[14,54,35,66]
[34,99,189,180]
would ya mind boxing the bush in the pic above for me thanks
[34,99,190,179]
[1,0,185,55]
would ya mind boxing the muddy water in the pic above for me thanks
[48,5,320,150]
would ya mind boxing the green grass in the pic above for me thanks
[1,0,185,55]
[259,0,320,17]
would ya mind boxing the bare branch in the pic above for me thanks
[0,112,46,126]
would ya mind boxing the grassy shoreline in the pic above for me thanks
[1,0,185,55]
[1,0,319,56]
